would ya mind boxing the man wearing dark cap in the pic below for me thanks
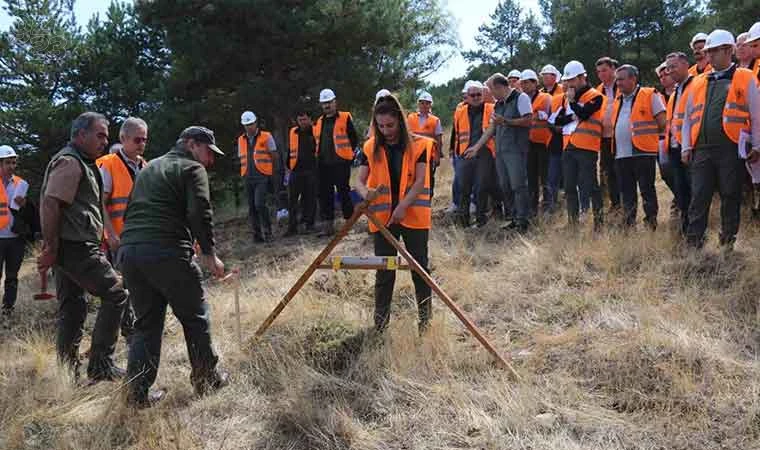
[118,126,229,407]
[38,111,128,382]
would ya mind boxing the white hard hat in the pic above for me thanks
[540,64,560,77]
[319,88,336,103]
[655,61,667,75]
[747,22,760,43]
[737,32,749,44]
[0,145,17,159]
[375,89,392,101]
[469,80,484,90]
[507,69,521,79]
[690,32,709,49]
[704,29,735,50]
[462,80,475,93]
[519,69,538,81]
[241,111,257,125]
[418,91,433,103]
[561,60,586,81]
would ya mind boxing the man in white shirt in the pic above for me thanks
[0,145,28,319]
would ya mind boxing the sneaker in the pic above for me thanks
[446,203,458,213]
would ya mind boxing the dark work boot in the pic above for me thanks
[193,368,230,397]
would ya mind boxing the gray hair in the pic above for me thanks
[119,117,148,140]
[666,52,690,63]
[70,112,108,140]
[616,64,639,80]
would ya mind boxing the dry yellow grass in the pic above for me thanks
[3,162,760,449]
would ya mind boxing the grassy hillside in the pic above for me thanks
[2,162,760,450]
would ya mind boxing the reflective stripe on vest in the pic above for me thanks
[611,87,660,153]
[362,136,433,232]
[314,112,354,161]
[96,153,134,236]
[529,92,553,146]
[666,77,693,148]
[568,87,605,152]
[238,132,274,176]
[453,103,495,156]
[0,175,17,228]
[687,67,754,146]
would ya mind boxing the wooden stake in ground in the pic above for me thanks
[253,202,520,380]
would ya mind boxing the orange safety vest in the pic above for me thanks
[0,175,23,230]
[314,111,354,161]
[453,103,496,157]
[688,62,713,77]
[529,92,553,146]
[686,67,754,146]
[568,87,605,152]
[238,131,274,176]
[542,83,564,96]
[363,136,433,232]
[96,153,140,236]
[407,112,441,159]
[751,59,760,83]
[665,77,695,148]
[610,87,660,154]
[288,126,316,170]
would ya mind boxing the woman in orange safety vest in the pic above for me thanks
[356,94,434,333]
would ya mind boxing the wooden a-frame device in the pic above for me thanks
[253,202,520,380]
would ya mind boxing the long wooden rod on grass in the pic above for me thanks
[253,203,367,337]
[364,211,520,381]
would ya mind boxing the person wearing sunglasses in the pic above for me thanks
[453,80,504,227]
[95,116,148,344]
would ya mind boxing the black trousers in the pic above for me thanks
[0,237,25,310]
[686,145,745,247]
[668,146,692,235]
[373,226,431,331]
[118,244,219,402]
[527,142,550,216]
[245,177,272,237]
[562,149,603,223]
[288,169,317,228]
[615,156,659,228]
[319,162,354,221]
[600,138,621,209]
[55,240,128,378]
[458,148,503,225]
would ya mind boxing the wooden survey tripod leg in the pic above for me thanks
[364,211,521,381]
[254,202,369,337]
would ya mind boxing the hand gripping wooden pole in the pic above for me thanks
[253,202,520,380]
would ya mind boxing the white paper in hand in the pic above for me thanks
[10,179,28,210]
[738,130,751,159]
